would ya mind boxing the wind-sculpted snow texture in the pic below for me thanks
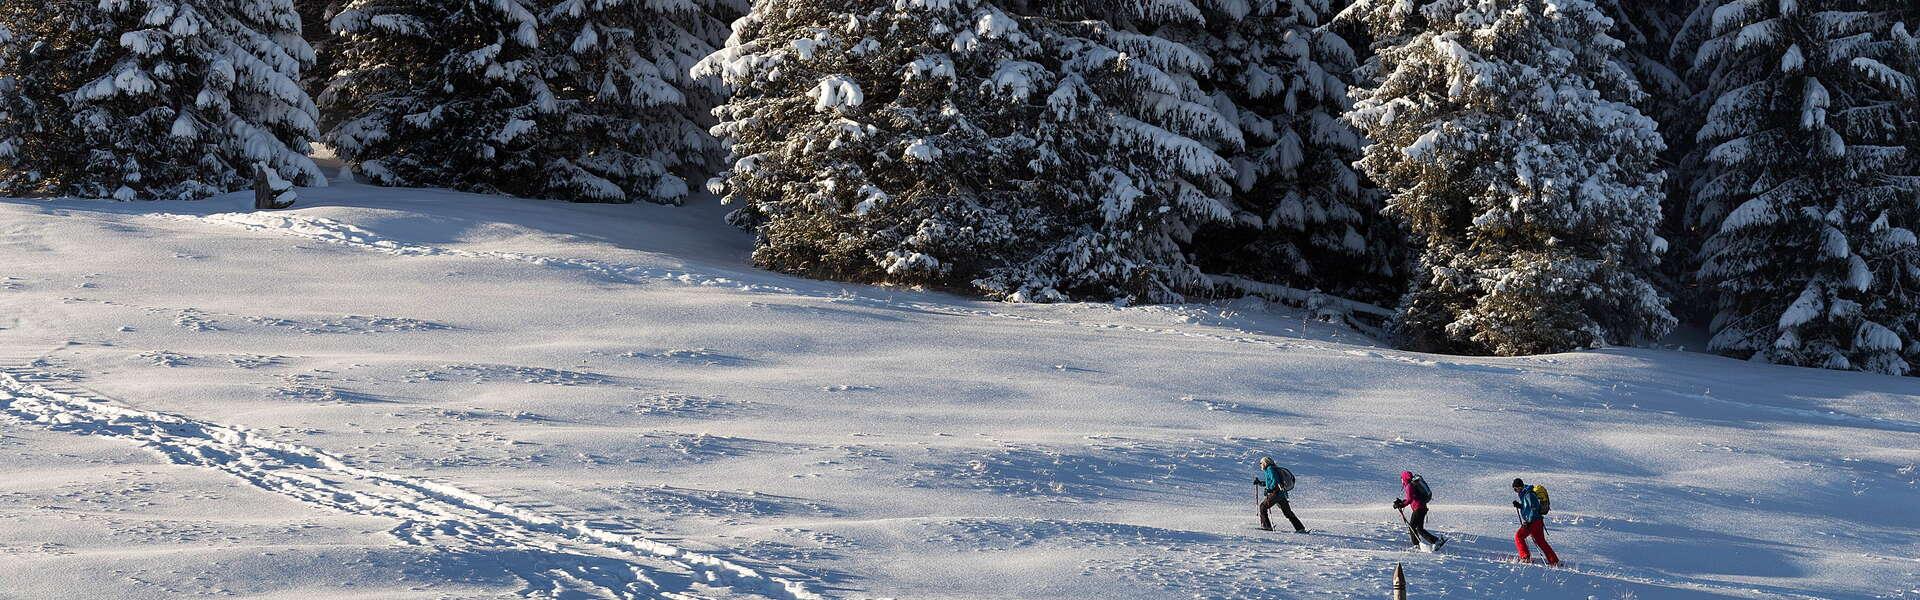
[0,182,1917,598]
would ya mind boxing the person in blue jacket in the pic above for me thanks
[1253,457,1306,532]
[1512,478,1559,565]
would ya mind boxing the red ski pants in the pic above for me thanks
[1515,519,1559,564]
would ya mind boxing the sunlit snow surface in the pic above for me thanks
[0,179,1915,599]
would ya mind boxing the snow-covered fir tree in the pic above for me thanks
[323,0,725,203]
[1687,0,1919,374]
[538,0,733,202]
[1880,5,1920,373]
[295,0,339,101]
[697,0,1066,292]
[1182,0,1400,303]
[1600,0,1701,306]
[0,24,17,178]
[320,0,542,196]
[1341,0,1676,355]
[1671,1,1762,276]
[0,0,323,200]
[0,7,95,192]
[976,1,1241,303]
[1599,0,1692,130]
[678,0,746,182]
[702,1,1239,303]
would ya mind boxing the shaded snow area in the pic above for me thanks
[1,183,1916,600]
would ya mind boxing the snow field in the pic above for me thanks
[0,184,1916,598]
[0,372,819,600]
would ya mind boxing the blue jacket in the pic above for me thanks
[1260,465,1288,496]
[1517,487,1543,522]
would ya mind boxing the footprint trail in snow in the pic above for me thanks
[0,370,823,600]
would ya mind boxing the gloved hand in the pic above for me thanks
[1392,499,1405,509]
[1513,501,1522,509]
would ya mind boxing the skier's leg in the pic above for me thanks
[1413,507,1428,546]
[1400,509,1419,545]
[1410,508,1439,545]
[1277,498,1305,532]
[1409,508,1424,544]
[1531,521,1559,565]
[1514,524,1532,561]
[1258,491,1276,530]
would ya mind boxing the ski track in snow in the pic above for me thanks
[165,211,1455,368]
[0,371,823,600]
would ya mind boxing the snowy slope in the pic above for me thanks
[0,180,1916,599]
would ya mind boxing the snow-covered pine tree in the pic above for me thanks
[696,0,1054,290]
[1599,0,1701,308]
[1182,0,1399,304]
[0,14,60,194]
[1672,1,1760,273]
[0,23,18,181]
[535,0,733,202]
[0,0,323,200]
[975,0,1242,303]
[1689,0,1917,374]
[1600,1,1692,130]
[1341,0,1676,355]
[321,0,544,196]
[679,0,746,183]
[1878,5,1920,373]
[295,0,339,103]
[0,11,95,192]
[325,0,720,203]
[702,0,1238,303]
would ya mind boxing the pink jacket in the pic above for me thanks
[1400,471,1425,511]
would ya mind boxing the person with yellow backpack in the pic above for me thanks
[1510,478,1559,565]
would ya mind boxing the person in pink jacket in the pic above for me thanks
[1392,471,1444,549]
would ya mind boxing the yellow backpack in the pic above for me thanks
[1532,484,1551,515]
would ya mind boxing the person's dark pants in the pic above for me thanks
[1259,490,1305,532]
[1407,506,1439,545]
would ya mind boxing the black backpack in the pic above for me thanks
[1410,475,1433,503]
